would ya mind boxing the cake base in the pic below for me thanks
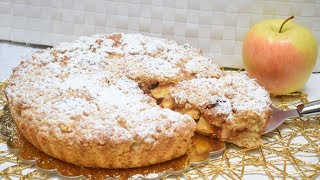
[1,105,225,179]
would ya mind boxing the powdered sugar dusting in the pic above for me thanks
[185,56,223,78]
[171,72,271,120]
[121,34,145,54]
[124,55,183,82]
[5,33,207,145]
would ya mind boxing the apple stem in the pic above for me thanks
[279,16,294,33]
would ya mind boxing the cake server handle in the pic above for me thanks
[296,100,320,117]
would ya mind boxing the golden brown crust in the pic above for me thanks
[8,99,195,168]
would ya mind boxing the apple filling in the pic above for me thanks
[149,83,222,138]
[146,74,272,149]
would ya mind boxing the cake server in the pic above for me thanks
[264,100,320,134]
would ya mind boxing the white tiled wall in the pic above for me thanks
[0,0,319,71]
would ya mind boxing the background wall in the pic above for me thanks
[0,0,319,71]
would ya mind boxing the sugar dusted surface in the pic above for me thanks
[6,33,225,145]
[184,56,223,78]
[170,72,272,120]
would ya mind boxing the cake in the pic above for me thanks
[4,33,272,168]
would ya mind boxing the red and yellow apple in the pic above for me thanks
[242,16,318,95]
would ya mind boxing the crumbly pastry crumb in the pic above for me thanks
[5,33,271,168]
[171,72,271,119]
[170,72,272,148]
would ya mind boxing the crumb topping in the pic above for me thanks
[6,33,226,144]
[170,72,272,120]
[184,56,223,78]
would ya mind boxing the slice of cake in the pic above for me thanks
[151,72,272,149]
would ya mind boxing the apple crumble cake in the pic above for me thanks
[4,33,271,168]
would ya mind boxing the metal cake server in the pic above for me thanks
[264,100,320,134]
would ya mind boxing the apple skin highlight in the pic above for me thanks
[242,19,318,95]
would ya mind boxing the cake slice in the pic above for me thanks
[151,72,272,149]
